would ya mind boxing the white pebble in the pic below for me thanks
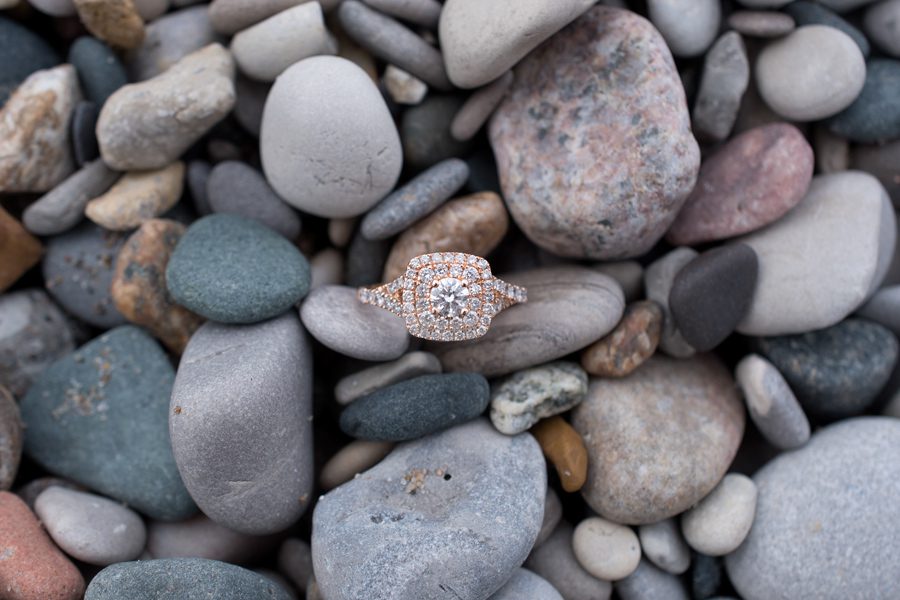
[638,518,691,575]
[681,473,758,556]
[573,517,641,581]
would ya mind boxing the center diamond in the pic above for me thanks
[430,277,469,318]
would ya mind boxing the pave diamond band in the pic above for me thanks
[357,252,527,341]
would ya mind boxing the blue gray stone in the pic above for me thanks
[20,326,195,520]
[0,16,59,105]
[24,160,120,236]
[692,553,722,600]
[166,214,310,324]
[828,59,900,144]
[784,2,870,56]
[68,36,128,105]
[489,569,563,600]
[72,101,100,167]
[401,95,472,169]
[617,559,689,600]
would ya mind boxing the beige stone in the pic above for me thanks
[74,0,145,49]
[86,162,184,231]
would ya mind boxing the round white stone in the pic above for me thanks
[573,517,641,581]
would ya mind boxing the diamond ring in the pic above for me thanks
[357,252,527,341]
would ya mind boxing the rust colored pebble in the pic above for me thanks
[530,416,588,493]
[0,492,85,600]
[582,300,662,378]
[73,0,145,49]
[0,206,42,293]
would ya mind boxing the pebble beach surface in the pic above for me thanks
[1,1,899,599]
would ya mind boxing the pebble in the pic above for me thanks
[595,261,644,302]
[233,75,268,137]
[345,228,390,286]
[71,101,100,167]
[616,559,689,600]
[669,244,759,352]
[73,0,145,49]
[126,6,216,81]
[360,158,469,241]
[85,558,292,600]
[312,419,545,600]
[573,517,641,581]
[134,0,168,20]
[170,313,312,534]
[339,0,450,90]
[67,36,127,104]
[692,32,750,143]
[0,386,22,490]
[15,477,83,511]
[755,25,865,121]
[231,2,336,82]
[435,267,625,377]
[573,355,745,525]
[186,160,212,214]
[362,0,441,28]
[401,95,471,169]
[20,326,195,520]
[726,417,900,600]
[335,351,442,405]
[489,568,563,600]
[0,290,77,399]
[813,123,850,174]
[146,515,278,562]
[320,440,394,489]
[451,71,513,142]
[581,300,662,378]
[727,11,795,37]
[209,0,340,36]
[440,0,594,89]
[692,554,723,600]
[858,285,900,335]
[0,492,85,600]
[737,171,896,336]
[43,222,127,328]
[489,6,699,260]
[535,488,562,547]
[850,138,900,204]
[681,474,757,557]
[530,416,588,492]
[340,373,489,441]
[526,523,613,600]
[260,56,402,218]
[300,285,409,360]
[864,0,900,57]
[647,0,720,58]
[644,247,697,358]
[206,161,301,240]
[309,248,343,289]
[98,43,235,171]
[111,219,203,354]
[0,208,41,293]
[166,214,310,324]
[0,65,79,193]
[735,354,811,450]
[784,1,870,56]
[382,65,427,105]
[278,537,314,591]
[0,15,59,106]
[667,123,814,245]
[827,59,900,144]
[382,192,508,280]
[85,161,184,231]
[756,318,898,419]
[34,486,146,565]
[638,519,691,575]
[489,362,587,435]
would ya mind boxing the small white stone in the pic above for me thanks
[647,0,720,58]
[573,517,642,581]
[638,518,691,575]
[383,65,428,105]
[681,473,758,556]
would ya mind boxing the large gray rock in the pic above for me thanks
[312,419,545,600]
[170,312,313,535]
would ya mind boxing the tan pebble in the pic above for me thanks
[320,440,394,489]
[383,65,428,105]
[310,248,345,290]
[450,70,513,142]
[572,516,641,581]
[0,206,42,293]
[328,217,357,248]
[681,473,758,556]
[86,161,185,231]
[581,300,662,377]
[74,0,146,49]
[529,415,588,493]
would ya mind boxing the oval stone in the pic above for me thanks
[572,355,745,525]
[827,58,900,144]
[647,0,720,58]
[312,419,545,600]
[735,354,811,450]
[489,569,563,600]
[580,300,662,378]
[67,36,128,104]
[526,522,613,600]
[260,56,402,218]
[489,6,700,260]
[170,312,313,535]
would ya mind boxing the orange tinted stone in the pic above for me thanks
[0,206,42,292]
[581,300,662,377]
[530,415,588,493]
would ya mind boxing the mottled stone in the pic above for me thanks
[526,523,613,600]
[450,71,513,142]
[648,0,720,58]
[126,6,216,81]
[692,32,749,143]
[170,313,313,534]
[827,59,900,144]
[335,351,442,405]
[531,416,588,493]
[727,11,795,37]
[0,207,41,293]
[573,356,745,525]
[865,0,900,57]
[86,162,184,231]
[67,36,128,104]
[616,560,688,600]
[785,1,870,56]
[638,518,691,575]
[320,440,394,490]
[73,0,145,49]
[313,420,545,600]
[681,474,757,557]
[490,6,700,260]
[735,354,810,449]
[573,516,641,580]
[146,515,278,562]
[490,361,587,435]
[489,569,563,600]
[0,386,22,490]
[581,300,662,377]
[400,95,471,169]
[645,247,697,358]
[207,161,301,240]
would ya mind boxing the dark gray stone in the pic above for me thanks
[0,16,59,106]
[735,354,811,450]
[785,1,870,56]
[828,59,900,144]
[24,159,119,236]
[335,351,443,405]
[234,75,269,137]
[345,228,390,287]
[692,31,750,143]
[187,160,212,216]
[401,95,472,169]
[72,101,100,167]
[692,553,722,600]
[67,36,128,105]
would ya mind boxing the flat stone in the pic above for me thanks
[0,65,79,193]
[726,417,900,600]
[645,247,697,358]
[335,351,442,405]
[340,373,489,441]
[209,0,339,35]
[401,95,472,170]
[0,492,84,600]
[71,100,100,167]
[43,222,128,328]
[98,44,235,171]
[735,354,810,450]
[207,161,301,240]
[440,0,594,88]
[362,0,441,28]
[382,192,508,280]
[0,207,41,294]
[727,11,795,37]
[146,514,278,562]
[490,6,699,260]
[73,0,145,50]
[573,516,641,581]
[681,473,757,557]
[535,488,562,547]
[756,318,898,419]
[260,56,401,218]
[668,123,814,245]
[573,355,745,525]
[300,285,409,361]
[450,71,513,142]
[20,326,195,520]
[489,569,563,600]
[0,386,21,490]
[755,25,865,121]
[312,419,545,600]
[35,486,146,565]
[864,0,900,57]
[581,300,662,378]
[170,312,312,534]
[166,214,310,324]
[0,15,59,106]
[737,171,896,335]
[126,6,216,80]
[638,518,691,575]
[85,558,292,600]
[320,440,394,490]
[86,161,184,231]
[692,31,749,143]
[616,560,688,600]
[67,36,128,104]
[361,158,469,241]
[647,0,720,58]
[785,1,870,56]
[383,65,427,105]
[827,59,900,144]
[489,361,587,435]
[526,523,613,600]
[530,416,588,493]
[434,267,625,377]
